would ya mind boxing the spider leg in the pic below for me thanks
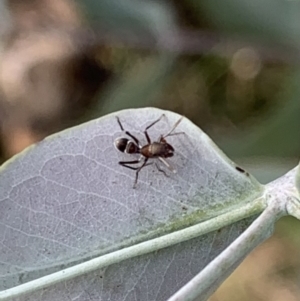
[133,158,149,188]
[165,132,185,137]
[162,116,184,139]
[144,114,165,144]
[125,131,140,146]
[119,159,152,170]
[116,116,125,131]
[118,158,152,188]
[154,163,169,177]
[119,160,141,170]
[116,116,141,146]
[158,157,176,173]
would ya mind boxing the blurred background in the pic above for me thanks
[0,0,299,300]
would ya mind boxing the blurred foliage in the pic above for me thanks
[1,0,299,160]
[197,0,300,49]
[86,0,300,159]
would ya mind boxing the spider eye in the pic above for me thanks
[163,143,174,157]
[167,144,174,152]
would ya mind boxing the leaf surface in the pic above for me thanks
[0,108,264,300]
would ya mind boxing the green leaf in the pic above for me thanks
[0,108,265,300]
[192,0,300,48]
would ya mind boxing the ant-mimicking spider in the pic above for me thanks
[114,114,184,188]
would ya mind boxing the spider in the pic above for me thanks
[114,114,184,188]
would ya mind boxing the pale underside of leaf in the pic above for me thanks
[0,108,264,298]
